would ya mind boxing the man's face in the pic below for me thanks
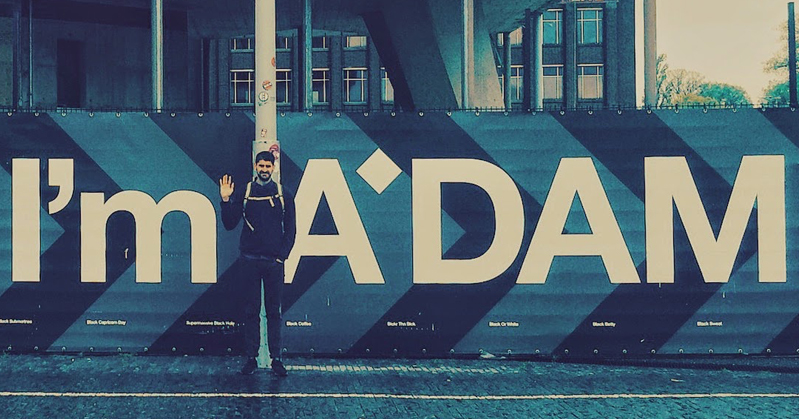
[255,159,274,182]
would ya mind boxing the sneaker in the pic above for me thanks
[240,357,257,375]
[271,359,288,377]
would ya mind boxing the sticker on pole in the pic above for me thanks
[268,143,280,159]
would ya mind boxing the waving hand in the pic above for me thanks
[219,174,235,202]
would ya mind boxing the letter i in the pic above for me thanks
[12,158,74,282]
[12,159,41,282]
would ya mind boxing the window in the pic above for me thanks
[276,35,291,50]
[510,65,523,102]
[345,35,367,49]
[578,65,603,100]
[497,65,523,103]
[313,68,330,104]
[276,69,291,104]
[230,70,254,104]
[497,27,523,47]
[543,9,562,45]
[230,37,253,51]
[344,68,368,103]
[577,8,603,44]
[543,65,563,100]
[312,36,328,50]
[381,68,394,103]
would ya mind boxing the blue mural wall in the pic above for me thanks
[1,108,799,358]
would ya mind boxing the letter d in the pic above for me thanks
[412,159,524,284]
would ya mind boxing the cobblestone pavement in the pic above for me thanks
[0,355,798,418]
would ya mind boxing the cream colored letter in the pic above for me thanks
[12,159,41,282]
[645,156,785,284]
[285,159,384,284]
[413,159,524,284]
[81,190,217,283]
[518,157,639,284]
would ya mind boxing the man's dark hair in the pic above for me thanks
[255,150,275,164]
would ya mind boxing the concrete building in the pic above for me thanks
[0,0,639,112]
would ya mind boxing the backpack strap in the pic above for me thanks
[242,179,255,231]
[277,182,285,233]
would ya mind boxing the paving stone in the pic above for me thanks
[0,355,798,417]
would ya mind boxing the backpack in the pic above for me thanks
[242,178,285,232]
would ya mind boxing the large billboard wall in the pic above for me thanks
[1,109,799,358]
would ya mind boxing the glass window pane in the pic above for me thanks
[543,22,557,44]
[346,36,366,48]
[578,66,603,100]
[349,80,362,102]
[312,36,327,49]
[276,85,287,103]
[313,82,326,103]
[584,23,597,43]
[313,69,329,103]
[382,69,394,103]
[383,79,394,102]
[276,36,290,49]
[543,78,558,99]
[276,70,290,103]
[236,84,247,103]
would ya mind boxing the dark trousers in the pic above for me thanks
[239,256,284,360]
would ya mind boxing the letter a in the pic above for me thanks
[285,159,384,284]
[518,157,639,284]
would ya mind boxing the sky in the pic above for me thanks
[638,0,790,103]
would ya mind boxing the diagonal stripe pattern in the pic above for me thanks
[0,110,797,356]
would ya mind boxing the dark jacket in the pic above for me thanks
[221,179,296,260]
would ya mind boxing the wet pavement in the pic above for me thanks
[1,354,798,418]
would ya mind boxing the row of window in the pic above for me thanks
[237,8,604,53]
[498,64,604,102]
[231,35,368,52]
[233,64,602,106]
[231,68,394,105]
[496,8,603,47]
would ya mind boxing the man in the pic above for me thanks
[219,150,296,376]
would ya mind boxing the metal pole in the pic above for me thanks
[254,0,279,370]
[503,32,512,110]
[28,0,33,108]
[13,1,21,109]
[462,0,472,109]
[532,11,543,110]
[302,0,312,111]
[152,0,164,111]
[789,2,797,107]
[643,0,657,107]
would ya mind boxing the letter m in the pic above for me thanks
[81,190,217,283]
[646,155,785,284]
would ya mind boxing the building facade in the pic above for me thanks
[0,0,637,112]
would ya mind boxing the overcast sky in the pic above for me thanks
[644,0,790,102]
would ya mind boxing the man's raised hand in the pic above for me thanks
[219,174,235,202]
